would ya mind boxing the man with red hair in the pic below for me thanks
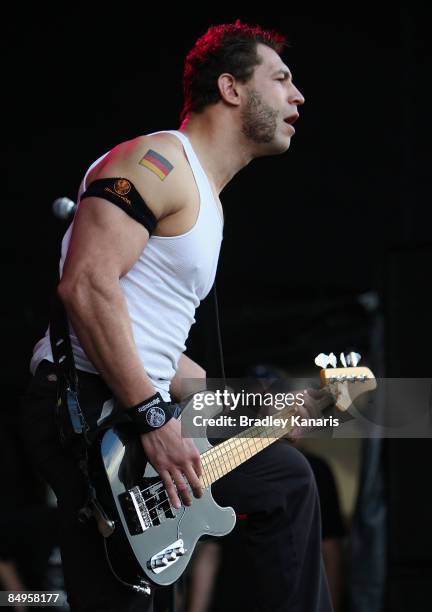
[23,21,332,611]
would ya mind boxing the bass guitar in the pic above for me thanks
[94,357,375,593]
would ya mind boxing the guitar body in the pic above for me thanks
[99,424,236,587]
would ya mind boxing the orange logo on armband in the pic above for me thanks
[114,179,131,196]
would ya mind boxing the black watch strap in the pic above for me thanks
[127,392,174,433]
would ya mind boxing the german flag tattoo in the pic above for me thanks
[139,149,174,180]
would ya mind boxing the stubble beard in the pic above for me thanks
[241,89,279,144]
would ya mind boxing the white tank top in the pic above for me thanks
[30,130,223,400]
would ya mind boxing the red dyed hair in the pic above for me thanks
[181,21,287,121]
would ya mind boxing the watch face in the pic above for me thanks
[146,406,166,428]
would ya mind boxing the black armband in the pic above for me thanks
[127,392,174,434]
[80,177,157,235]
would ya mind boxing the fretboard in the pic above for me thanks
[199,407,297,488]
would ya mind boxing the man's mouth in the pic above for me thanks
[284,113,299,126]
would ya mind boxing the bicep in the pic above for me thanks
[61,197,149,286]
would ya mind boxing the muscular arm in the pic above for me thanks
[58,200,155,406]
[58,136,203,508]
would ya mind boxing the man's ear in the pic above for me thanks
[217,73,242,107]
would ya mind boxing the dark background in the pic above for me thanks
[3,8,432,609]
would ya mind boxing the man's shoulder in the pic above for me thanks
[87,132,193,217]
[95,133,189,184]
[110,132,186,169]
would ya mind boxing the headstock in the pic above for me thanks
[315,352,376,412]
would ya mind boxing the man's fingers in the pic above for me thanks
[172,469,193,506]
[183,437,203,479]
[194,456,203,480]
[188,444,203,479]
[303,397,320,419]
[183,465,203,499]
[160,470,182,510]
[303,388,334,417]
[296,404,309,418]
[142,428,203,508]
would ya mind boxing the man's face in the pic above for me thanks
[240,43,305,154]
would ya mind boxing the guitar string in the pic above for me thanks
[132,391,334,503]
[132,378,373,515]
[134,430,254,503]
[138,393,345,518]
[134,436,266,516]
[145,409,346,518]
[114,378,370,523]
[136,425,275,507]
[125,391,361,521]
[137,421,293,517]
[139,415,292,506]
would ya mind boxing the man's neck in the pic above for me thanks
[180,111,253,195]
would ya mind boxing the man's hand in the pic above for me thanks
[291,387,335,439]
[303,387,334,416]
[140,419,203,509]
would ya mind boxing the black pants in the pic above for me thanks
[21,361,332,612]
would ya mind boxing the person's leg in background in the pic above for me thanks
[185,540,222,612]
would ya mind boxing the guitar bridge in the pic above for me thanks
[118,481,176,536]
[119,486,152,535]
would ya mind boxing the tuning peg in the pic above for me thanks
[315,352,339,368]
[314,353,330,368]
[340,353,347,368]
[347,351,361,367]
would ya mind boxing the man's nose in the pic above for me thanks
[290,84,305,106]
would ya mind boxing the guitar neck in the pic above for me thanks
[198,365,376,488]
[199,406,296,488]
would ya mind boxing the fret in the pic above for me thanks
[222,443,233,473]
[207,455,218,482]
[215,443,229,474]
[216,447,227,478]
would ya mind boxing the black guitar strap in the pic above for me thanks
[49,292,93,457]
[49,294,77,389]
[49,292,92,449]
[50,291,119,534]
